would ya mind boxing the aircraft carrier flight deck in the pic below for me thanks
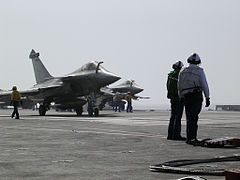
[0,109,239,180]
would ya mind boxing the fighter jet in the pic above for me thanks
[0,49,120,116]
[98,80,149,110]
[111,80,144,95]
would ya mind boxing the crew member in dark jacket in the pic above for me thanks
[167,61,185,140]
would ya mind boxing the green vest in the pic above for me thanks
[167,70,180,100]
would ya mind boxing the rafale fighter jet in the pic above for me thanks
[0,49,120,116]
[98,80,149,110]
[111,80,144,95]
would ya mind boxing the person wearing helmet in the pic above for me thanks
[178,53,210,145]
[10,86,22,119]
[125,91,133,113]
[114,92,123,112]
[167,61,186,140]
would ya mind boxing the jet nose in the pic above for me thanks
[138,88,144,93]
[134,87,144,94]
[103,72,121,85]
[108,73,121,84]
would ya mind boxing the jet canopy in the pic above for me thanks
[119,80,138,87]
[72,61,107,74]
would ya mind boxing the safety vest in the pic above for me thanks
[125,94,132,102]
[11,90,21,101]
[179,66,202,95]
[115,94,122,102]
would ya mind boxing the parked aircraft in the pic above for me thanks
[111,80,144,95]
[0,49,120,116]
[98,80,149,110]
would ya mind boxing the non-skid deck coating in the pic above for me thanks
[0,109,239,180]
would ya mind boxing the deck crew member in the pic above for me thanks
[178,53,210,145]
[125,91,133,113]
[11,86,22,119]
[167,61,185,140]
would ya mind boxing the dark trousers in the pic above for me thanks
[184,92,203,141]
[168,99,184,139]
[11,101,19,119]
[114,102,121,112]
[126,101,132,112]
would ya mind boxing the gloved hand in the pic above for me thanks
[205,98,210,107]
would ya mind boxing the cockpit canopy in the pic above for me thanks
[119,80,138,87]
[80,62,98,71]
[71,61,106,74]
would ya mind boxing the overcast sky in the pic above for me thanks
[1,0,240,109]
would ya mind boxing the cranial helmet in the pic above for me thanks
[187,53,201,64]
[172,61,184,70]
[12,86,17,90]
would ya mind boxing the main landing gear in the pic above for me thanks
[75,106,83,116]
[38,100,51,116]
[87,106,99,117]
[39,104,47,116]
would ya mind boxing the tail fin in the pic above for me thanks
[29,49,53,84]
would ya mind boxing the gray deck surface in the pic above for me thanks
[0,109,239,180]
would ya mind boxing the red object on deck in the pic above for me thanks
[225,169,240,180]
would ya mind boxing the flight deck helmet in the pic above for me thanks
[187,53,201,64]
[12,86,17,91]
[172,61,184,70]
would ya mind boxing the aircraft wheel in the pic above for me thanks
[120,104,125,111]
[99,104,104,111]
[75,107,83,116]
[88,108,93,116]
[39,105,46,116]
[94,108,99,117]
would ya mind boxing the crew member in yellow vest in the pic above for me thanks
[11,86,22,119]
[125,91,133,112]
[114,92,122,112]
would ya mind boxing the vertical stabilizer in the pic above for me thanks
[29,49,53,84]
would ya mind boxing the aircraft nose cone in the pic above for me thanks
[102,71,121,85]
[138,88,144,93]
[108,73,121,84]
[98,71,121,86]
[133,87,144,94]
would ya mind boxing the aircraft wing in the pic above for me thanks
[133,95,150,100]
[100,87,115,96]
[0,91,12,104]
[0,85,62,103]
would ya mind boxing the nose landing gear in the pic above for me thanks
[87,92,100,117]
